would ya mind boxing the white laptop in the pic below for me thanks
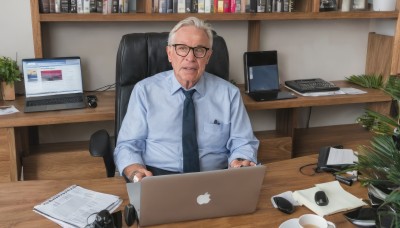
[22,56,86,113]
[126,165,266,226]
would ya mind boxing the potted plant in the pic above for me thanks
[345,74,400,227]
[0,56,21,100]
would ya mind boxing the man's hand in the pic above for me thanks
[124,164,153,182]
[230,158,256,168]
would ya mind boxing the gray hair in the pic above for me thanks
[168,17,213,48]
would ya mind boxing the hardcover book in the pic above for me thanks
[96,0,103,12]
[70,0,78,12]
[177,0,186,12]
[185,0,192,12]
[60,0,70,12]
[39,0,50,13]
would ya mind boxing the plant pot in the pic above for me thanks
[1,82,16,101]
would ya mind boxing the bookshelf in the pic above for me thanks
[30,0,400,73]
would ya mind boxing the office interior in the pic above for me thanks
[0,2,395,176]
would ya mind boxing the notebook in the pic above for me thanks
[243,50,297,101]
[126,165,266,226]
[22,57,86,113]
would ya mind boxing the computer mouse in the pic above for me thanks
[273,196,295,214]
[315,190,329,206]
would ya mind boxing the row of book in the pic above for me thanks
[39,0,295,14]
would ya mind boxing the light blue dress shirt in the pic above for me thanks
[114,70,259,174]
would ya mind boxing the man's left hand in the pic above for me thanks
[230,159,256,168]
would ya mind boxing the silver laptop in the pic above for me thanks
[22,57,86,113]
[126,165,266,226]
[244,50,296,101]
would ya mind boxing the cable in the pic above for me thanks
[85,83,116,93]
[299,163,318,176]
[306,107,312,128]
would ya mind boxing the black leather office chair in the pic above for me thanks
[89,31,230,177]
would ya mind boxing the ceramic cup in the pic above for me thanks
[298,214,336,228]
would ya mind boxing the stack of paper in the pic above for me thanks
[293,181,366,217]
[33,185,122,227]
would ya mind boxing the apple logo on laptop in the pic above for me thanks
[197,192,211,205]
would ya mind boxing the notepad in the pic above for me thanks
[292,181,366,217]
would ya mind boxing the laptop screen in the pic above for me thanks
[249,64,279,92]
[244,50,280,93]
[22,57,83,98]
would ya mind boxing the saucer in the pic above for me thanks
[279,218,299,228]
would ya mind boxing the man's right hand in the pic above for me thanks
[124,164,153,182]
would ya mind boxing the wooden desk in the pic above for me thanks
[0,156,368,227]
[241,80,392,163]
[0,91,115,182]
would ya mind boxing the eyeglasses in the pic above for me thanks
[170,44,210,58]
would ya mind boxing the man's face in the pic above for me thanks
[167,25,212,89]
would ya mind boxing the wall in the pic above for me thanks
[0,1,396,143]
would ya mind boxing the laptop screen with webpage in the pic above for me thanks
[22,57,83,98]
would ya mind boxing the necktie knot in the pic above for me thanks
[182,89,195,99]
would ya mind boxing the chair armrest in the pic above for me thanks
[89,129,116,177]
[89,129,111,157]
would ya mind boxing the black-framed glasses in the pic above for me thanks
[171,44,210,58]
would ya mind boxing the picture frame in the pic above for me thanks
[351,0,368,10]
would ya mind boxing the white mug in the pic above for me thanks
[298,214,336,228]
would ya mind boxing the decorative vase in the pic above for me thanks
[1,81,16,101]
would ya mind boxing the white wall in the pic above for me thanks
[0,1,396,142]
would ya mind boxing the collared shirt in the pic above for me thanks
[114,70,259,174]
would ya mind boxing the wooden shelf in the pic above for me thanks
[37,11,399,22]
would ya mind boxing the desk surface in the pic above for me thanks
[0,91,115,128]
[0,155,368,227]
[241,80,391,111]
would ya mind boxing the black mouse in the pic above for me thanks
[273,196,295,214]
[315,190,329,206]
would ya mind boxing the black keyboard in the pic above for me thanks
[285,78,340,93]
[27,96,84,107]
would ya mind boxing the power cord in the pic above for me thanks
[85,83,116,93]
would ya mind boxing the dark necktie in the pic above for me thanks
[182,89,200,173]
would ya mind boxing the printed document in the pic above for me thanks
[33,185,122,228]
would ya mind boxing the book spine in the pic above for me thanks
[173,0,178,13]
[257,0,265,12]
[240,0,246,12]
[96,0,103,12]
[112,0,119,12]
[204,0,211,12]
[249,0,256,12]
[39,0,50,13]
[192,0,198,12]
[83,0,91,13]
[185,0,192,12]
[159,0,167,13]
[230,0,235,12]
[223,0,230,12]
[234,0,240,12]
[265,0,271,12]
[49,0,56,13]
[128,0,136,12]
[90,0,97,12]
[198,0,205,13]
[177,0,185,12]
[217,0,223,12]
[102,0,108,14]
[70,0,78,12]
[60,0,70,12]
[166,0,173,13]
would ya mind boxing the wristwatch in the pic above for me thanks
[128,170,140,183]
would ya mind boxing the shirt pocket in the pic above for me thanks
[202,122,230,149]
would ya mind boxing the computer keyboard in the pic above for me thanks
[285,78,340,93]
[27,96,84,107]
